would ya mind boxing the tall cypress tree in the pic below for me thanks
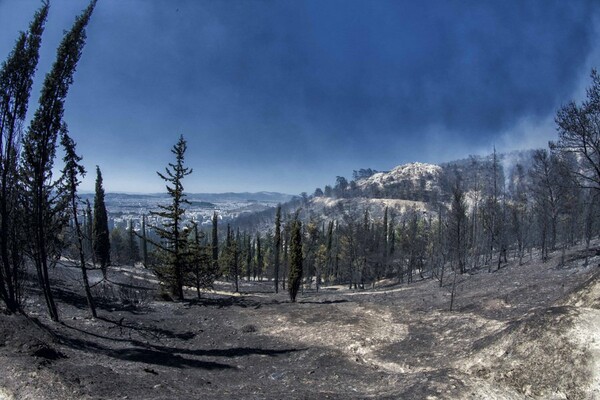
[151,135,192,301]
[21,0,97,322]
[288,214,303,302]
[93,166,110,278]
[0,2,48,313]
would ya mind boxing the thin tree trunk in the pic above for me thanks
[449,268,457,311]
[36,188,59,322]
[71,202,96,318]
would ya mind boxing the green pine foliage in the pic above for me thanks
[150,135,193,301]
[93,166,110,277]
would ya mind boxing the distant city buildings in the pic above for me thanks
[79,193,285,232]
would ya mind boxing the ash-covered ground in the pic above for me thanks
[1,243,599,400]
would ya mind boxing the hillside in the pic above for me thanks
[352,150,535,202]
[0,240,598,399]
[356,162,443,201]
[232,149,538,232]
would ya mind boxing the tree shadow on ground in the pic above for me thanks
[55,320,303,369]
[98,315,196,340]
[182,347,304,358]
[185,296,266,309]
[239,290,278,295]
[49,286,151,314]
[111,347,234,369]
[298,299,348,305]
[57,334,233,370]
[190,296,349,307]
[54,321,304,372]
[104,278,155,291]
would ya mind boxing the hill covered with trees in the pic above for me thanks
[229,142,595,295]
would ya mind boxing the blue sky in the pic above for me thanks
[1,0,599,194]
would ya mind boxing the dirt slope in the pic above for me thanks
[463,271,600,399]
[0,243,599,399]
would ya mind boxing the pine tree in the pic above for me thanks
[273,205,281,293]
[93,166,110,277]
[211,211,219,274]
[20,0,97,321]
[188,221,214,297]
[151,135,192,300]
[530,149,567,261]
[508,164,529,265]
[325,220,334,284]
[449,174,468,275]
[479,147,505,271]
[221,223,239,292]
[60,131,96,318]
[0,2,48,313]
[288,214,303,302]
